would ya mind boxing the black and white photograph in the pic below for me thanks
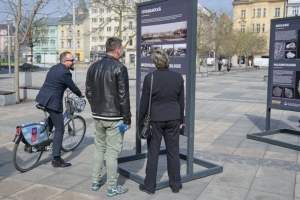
[272,86,283,98]
[174,44,187,57]
[274,42,285,60]
[285,51,297,59]
[141,21,187,43]
[285,42,297,50]
[162,44,174,56]
[150,45,162,55]
[141,45,151,57]
[283,87,294,99]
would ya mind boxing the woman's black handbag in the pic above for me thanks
[138,74,153,140]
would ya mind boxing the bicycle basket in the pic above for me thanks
[73,98,86,113]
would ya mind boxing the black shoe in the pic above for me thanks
[172,185,183,193]
[51,158,71,168]
[139,184,154,194]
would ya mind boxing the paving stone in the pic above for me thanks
[264,151,297,162]
[65,162,93,177]
[0,177,34,196]
[7,183,64,200]
[204,145,236,154]
[39,171,89,189]
[199,182,248,200]
[0,161,19,177]
[211,172,254,189]
[233,148,265,158]
[51,190,100,200]
[246,190,293,200]
[11,168,57,182]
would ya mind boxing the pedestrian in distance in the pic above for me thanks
[35,51,85,168]
[86,37,131,197]
[218,59,223,71]
[138,49,184,194]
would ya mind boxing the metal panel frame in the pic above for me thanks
[117,149,223,190]
[247,129,300,151]
[115,0,223,191]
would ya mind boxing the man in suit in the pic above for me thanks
[36,51,85,168]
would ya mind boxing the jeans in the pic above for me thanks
[92,119,124,189]
[47,109,64,157]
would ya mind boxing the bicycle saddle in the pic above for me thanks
[36,104,47,111]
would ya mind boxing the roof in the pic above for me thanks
[57,13,88,25]
[39,17,62,25]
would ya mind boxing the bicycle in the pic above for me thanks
[12,90,86,172]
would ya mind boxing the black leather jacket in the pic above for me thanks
[86,55,131,125]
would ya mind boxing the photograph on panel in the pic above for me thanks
[274,42,285,60]
[285,42,297,50]
[162,44,174,56]
[141,44,152,57]
[141,21,187,43]
[174,44,187,57]
[272,86,283,98]
[285,51,296,59]
[283,87,294,99]
[150,45,162,55]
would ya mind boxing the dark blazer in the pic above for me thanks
[139,68,184,124]
[35,63,82,113]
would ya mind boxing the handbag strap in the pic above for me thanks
[146,73,153,120]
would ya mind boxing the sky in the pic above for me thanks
[198,0,234,13]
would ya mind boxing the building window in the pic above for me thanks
[257,8,261,17]
[241,25,245,32]
[114,27,119,32]
[67,40,72,48]
[129,21,133,29]
[61,41,64,48]
[104,0,108,5]
[129,39,133,46]
[292,7,299,16]
[252,24,255,32]
[114,17,120,21]
[92,37,98,42]
[92,28,97,32]
[50,40,55,48]
[263,8,266,17]
[50,30,55,37]
[241,10,246,18]
[262,24,265,32]
[77,41,80,48]
[123,36,126,41]
[275,8,280,17]
[61,31,64,37]
[92,18,97,23]
[107,17,111,22]
[107,27,111,32]
[99,36,104,41]
[99,8,104,14]
[99,18,104,22]
[256,24,260,32]
[77,30,80,36]
[42,42,47,48]
[92,9,98,14]
[127,0,132,3]
[252,9,255,17]
[100,46,105,51]
[99,27,104,32]
[107,8,111,13]
[68,29,72,37]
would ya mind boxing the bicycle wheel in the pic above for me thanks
[62,115,86,152]
[13,139,43,172]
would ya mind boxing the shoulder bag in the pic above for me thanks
[138,74,153,140]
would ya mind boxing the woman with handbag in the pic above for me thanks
[138,49,184,194]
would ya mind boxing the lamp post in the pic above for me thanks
[73,0,76,84]
[6,19,12,75]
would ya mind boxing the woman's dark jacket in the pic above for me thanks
[139,68,184,124]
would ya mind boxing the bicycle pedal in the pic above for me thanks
[45,146,52,151]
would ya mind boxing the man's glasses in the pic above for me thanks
[64,59,75,62]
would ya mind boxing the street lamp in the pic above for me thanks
[73,0,77,83]
[6,19,12,75]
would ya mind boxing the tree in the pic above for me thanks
[89,0,137,49]
[0,0,52,102]
[20,17,48,68]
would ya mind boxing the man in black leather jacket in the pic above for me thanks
[86,37,131,197]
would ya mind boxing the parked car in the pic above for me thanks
[254,58,269,69]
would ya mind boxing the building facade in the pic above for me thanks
[32,17,61,64]
[285,0,300,17]
[233,0,284,56]
[88,0,150,67]
[57,1,90,62]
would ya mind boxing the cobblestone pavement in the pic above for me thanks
[1,68,300,200]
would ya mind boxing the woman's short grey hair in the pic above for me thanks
[151,49,169,69]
